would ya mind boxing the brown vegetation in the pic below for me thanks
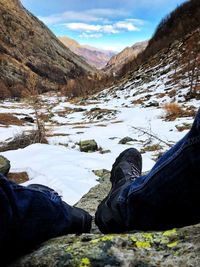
[61,73,114,98]
[0,113,23,126]
[7,172,29,184]
[163,103,196,120]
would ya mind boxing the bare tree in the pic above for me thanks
[181,30,200,96]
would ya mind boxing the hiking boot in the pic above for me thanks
[110,148,142,188]
[95,148,142,233]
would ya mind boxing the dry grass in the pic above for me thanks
[168,89,176,98]
[175,123,192,132]
[132,99,144,105]
[163,103,195,121]
[140,144,162,153]
[158,92,166,98]
[7,172,29,184]
[0,113,23,126]
[46,133,70,137]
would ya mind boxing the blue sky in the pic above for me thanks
[21,0,187,52]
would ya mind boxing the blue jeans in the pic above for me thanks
[96,107,200,232]
[0,177,92,264]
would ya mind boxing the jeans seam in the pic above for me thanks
[127,134,200,197]
[14,187,61,202]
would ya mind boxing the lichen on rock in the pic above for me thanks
[0,155,10,175]
[9,225,200,267]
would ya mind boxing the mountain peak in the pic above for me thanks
[59,36,116,69]
[103,40,148,74]
[0,0,95,98]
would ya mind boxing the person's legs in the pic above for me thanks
[0,176,92,264]
[95,107,200,233]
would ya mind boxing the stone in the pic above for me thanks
[21,116,34,123]
[8,167,200,267]
[92,169,111,182]
[79,140,98,152]
[0,155,10,175]
[99,149,111,154]
[119,136,134,144]
[9,224,200,267]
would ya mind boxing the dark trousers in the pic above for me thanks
[0,176,91,264]
[96,107,200,233]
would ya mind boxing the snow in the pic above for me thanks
[2,144,98,205]
[0,72,199,206]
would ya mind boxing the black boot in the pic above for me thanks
[95,148,142,233]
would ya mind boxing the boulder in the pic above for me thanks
[21,116,34,123]
[0,155,10,175]
[9,224,200,267]
[79,140,98,152]
[8,168,200,267]
[119,136,134,144]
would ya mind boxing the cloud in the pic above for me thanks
[79,33,103,39]
[66,23,102,32]
[39,8,128,25]
[115,21,139,31]
[64,20,140,35]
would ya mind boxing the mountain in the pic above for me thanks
[119,0,200,78]
[59,36,116,69]
[0,0,95,99]
[103,41,148,75]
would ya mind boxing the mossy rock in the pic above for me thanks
[10,224,200,267]
[92,169,111,183]
[79,140,98,152]
[119,136,134,144]
[0,155,10,175]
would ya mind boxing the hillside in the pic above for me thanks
[0,0,95,99]
[59,36,116,69]
[119,0,200,79]
[104,40,148,75]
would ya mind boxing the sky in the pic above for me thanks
[20,0,187,52]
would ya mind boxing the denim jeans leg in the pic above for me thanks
[118,107,200,231]
[0,175,91,264]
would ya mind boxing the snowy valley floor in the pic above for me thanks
[0,84,199,205]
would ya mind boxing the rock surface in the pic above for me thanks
[8,169,200,267]
[79,140,98,152]
[0,155,10,175]
[9,224,200,267]
[59,36,116,69]
[0,0,94,98]
[104,41,148,75]
[119,136,134,144]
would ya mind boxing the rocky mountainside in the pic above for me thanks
[104,40,148,75]
[119,0,200,79]
[59,36,116,69]
[0,0,95,99]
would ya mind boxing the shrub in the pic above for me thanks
[0,113,23,126]
[163,103,196,120]
[0,130,48,152]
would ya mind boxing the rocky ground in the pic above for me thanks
[9,171,200,267]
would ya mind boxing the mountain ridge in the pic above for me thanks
[103,40,148,75]
[59,36,116,69]
[0,0,95,99]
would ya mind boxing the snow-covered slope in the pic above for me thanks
[0,71,199,205]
